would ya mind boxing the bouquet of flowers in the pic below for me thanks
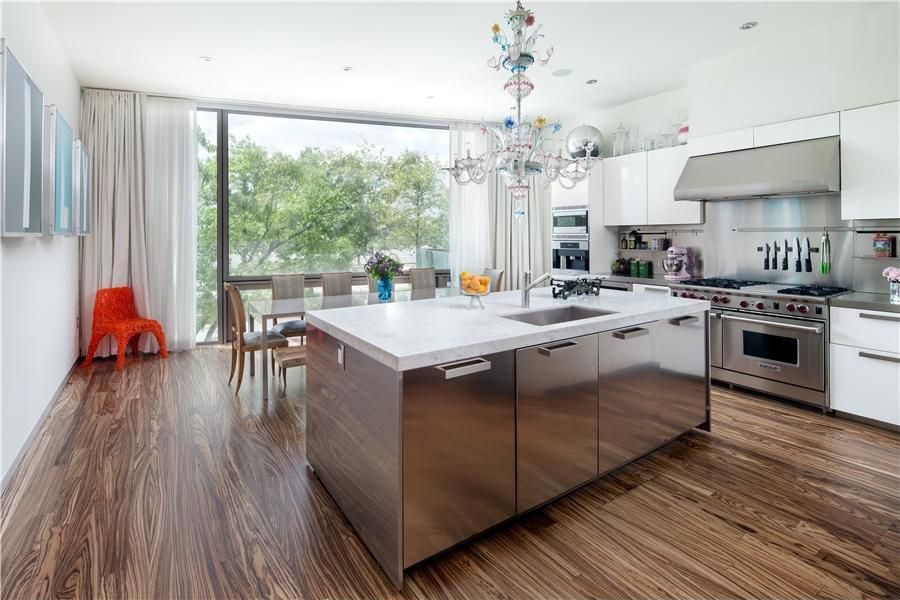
[882,266,900,282]
[364,252,402,281]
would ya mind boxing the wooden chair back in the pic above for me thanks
[322,272,353,296]
[272,274,305,299]
[409,267,436,290]
[223,283,247,347]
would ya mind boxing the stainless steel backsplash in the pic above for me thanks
[617,196,900,293]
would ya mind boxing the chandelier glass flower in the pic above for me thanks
[446,1,602,212]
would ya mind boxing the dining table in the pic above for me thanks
[246,287,457,400]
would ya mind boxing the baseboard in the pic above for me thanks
[0,359,79,495]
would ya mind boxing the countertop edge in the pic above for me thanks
[306,300,708,372]
[829,293,900,314]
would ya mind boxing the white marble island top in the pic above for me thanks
[305,288,709,371]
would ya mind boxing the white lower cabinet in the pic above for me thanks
[830,343,900,426]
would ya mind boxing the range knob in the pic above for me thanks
[797,305,810,314]
[786,303,796,312]
[720,296,731,305]
[739,300,750,308]
[689,293,698,299]
[711,295,720,303]
[698,295,708,301]
[755,302,766,310]
[680,292,689,298]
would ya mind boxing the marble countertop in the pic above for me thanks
[305,288,709,371]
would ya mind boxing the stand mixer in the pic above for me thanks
[661,246,696,281]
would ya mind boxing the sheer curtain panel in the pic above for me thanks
[80,90,198,357]
[489,178,551,291]
[448,123,492,281]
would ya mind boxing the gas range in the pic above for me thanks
[669,278,849,318]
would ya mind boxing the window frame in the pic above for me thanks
[195,105,452,344]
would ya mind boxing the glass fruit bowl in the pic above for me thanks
[459,272,491,308]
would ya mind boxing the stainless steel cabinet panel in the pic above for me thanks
[656,314,709,439]
[516,335,599,513]
[597,323,665,474]
[402,351,516,568]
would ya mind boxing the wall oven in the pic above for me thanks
[552,207,589,237]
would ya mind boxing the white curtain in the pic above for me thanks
[80,90,197,357]
[144,97,198,351]
[489,177,551,291]
[448,123,492,281]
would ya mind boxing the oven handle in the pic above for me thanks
[721,313,824,334]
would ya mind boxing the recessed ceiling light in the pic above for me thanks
[425,95,436,100]
[342,65,354,72]
[585,79,598,85]
[509,105,516,110]
[552,68,573,77]
[199,55,214,63]
[739,21,758,30]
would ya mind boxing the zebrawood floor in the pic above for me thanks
[2,348,898,600]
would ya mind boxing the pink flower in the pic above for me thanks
[883,266,900,281]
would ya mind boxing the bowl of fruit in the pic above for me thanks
[459,271,492,308]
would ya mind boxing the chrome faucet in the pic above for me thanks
[521,271,551,308]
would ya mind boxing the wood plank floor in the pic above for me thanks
[2,348,898,600]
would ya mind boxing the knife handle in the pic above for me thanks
[795,259,802,272]
[782,256,788,270]
[764,258,770,270]
[805,258,812,272]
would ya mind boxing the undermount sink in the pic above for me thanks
[502,305,617,326]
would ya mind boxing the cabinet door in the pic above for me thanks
[588,166,618,272]
[830,343,900,426]
[831,306,900,354]
[517,335,599,512]
[551,179,589,208]
[687,128,754,157]
[840,101,900,220]
[654,314,709,440]
[597,323,664,474]
[403,351,516,567]
[602,152,647,226]
[753,113,839,147]
[647,145,702,225]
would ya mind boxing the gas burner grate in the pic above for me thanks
[776,285,849,297]
[680,278,768,290]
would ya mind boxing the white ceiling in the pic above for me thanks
[41,1,873,122]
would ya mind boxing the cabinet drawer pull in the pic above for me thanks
[613,327,649,340]
[537,340,580,356]
[859,312,900,322]
[669,315,699,326]
[858,351,900,364]
[435,358,492,379]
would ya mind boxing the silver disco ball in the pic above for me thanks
[566,125,604,159]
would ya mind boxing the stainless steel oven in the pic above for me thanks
[552,207,588,237]
[721,311,825,394]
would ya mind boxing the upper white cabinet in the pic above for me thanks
[602,152,647,226]
[587,167,618,272]
[840,101,900,220]
[550,179,588,208]
[687,128,754,157]
[753,113,839,147]
[647,145,701,225]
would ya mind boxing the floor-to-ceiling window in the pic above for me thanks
[195,108,450,343]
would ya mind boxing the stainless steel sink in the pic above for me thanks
[502,305,617,326]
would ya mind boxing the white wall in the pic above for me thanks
[688,3,899,136]
[1,3,81,481]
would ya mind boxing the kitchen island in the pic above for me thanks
[304,288,710,588]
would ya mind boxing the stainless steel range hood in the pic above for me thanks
[674,136,840,202]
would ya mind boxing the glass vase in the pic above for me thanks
[891,280,900,305]
[377,277,393,302]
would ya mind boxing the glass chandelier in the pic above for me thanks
[446,1,602,213]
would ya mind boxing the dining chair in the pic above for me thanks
[271,275,307,342]
[273,345,307,386]
[409,267,436,290]
[484,268,504,292]
[224,283,288,394]
[322,271,353,296]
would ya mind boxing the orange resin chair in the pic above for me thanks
[84,287,168,370]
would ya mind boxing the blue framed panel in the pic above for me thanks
[1,40,45,236]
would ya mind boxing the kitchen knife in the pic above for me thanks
[795,236,802,272]
[772,240,779,271]
[803,237,812,272]
[782,238,789,270]
[764,242,770,270]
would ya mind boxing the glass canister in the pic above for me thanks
[613,122,629,157]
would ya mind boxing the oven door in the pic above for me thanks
[722,312,825,391]
[552,209,588,236]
